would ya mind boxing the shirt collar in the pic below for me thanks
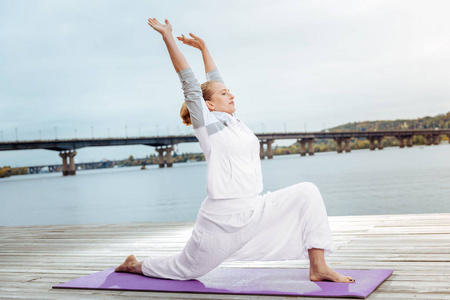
[211,111,239,126]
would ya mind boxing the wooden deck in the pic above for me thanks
[1,213,450,299]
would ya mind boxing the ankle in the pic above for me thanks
[133,261,143,274]
[310,260,328,272]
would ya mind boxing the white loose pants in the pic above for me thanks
[142,182,333,280]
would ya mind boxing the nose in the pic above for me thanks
[229,93,234,100]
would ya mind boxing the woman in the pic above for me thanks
[115,18,355,283]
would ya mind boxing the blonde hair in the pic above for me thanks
[180,80,219,126]
[180,102,191,126]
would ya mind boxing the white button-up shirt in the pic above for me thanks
[178,68,263,200]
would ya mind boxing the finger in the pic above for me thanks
[165,19,170,24]
[190,33,202,41]
[189,33,197,39]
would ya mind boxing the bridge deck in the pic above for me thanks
[1,213,450,299]
[1,129,448,151]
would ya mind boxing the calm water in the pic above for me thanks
[1,144,449,226]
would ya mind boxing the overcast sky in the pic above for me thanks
[1,0,449,166]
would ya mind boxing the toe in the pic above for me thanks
[114,265,123,272]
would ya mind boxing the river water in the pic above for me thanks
[1,144,449,226]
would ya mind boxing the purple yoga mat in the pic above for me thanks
[53,267,392,298]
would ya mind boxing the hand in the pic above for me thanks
[147,18,172,36]
[177,33,206,51]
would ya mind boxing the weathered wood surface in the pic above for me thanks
[1,213,449,299]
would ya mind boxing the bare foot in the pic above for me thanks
[115,254,143,274]
[310,265,355,283]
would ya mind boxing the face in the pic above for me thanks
[205,82,236,115]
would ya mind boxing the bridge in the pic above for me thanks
[23,159,118,175]
[1,129,448,176]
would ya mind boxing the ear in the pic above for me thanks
[205,100,215,111]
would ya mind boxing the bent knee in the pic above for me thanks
[294,182,325,206]
[296,182,320,195]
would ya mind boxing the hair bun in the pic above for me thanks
[180,102,192,126]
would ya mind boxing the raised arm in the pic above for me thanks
[148,18,189,73]
[177,33,224,83]
[148,18,210,129]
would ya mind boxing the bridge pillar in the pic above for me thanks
[68,151,77,175]
[165,146,174,167]
[156,148,165,168]
[298,140,307,156]
[433,135,440,145]
[377,137,384,150]
[307,139,315,155]
[59,152,69,176]
[424,135,433,146]
[28,166,42,174]
[48,165,58,173]
[334,138,343,154]
[406,136,413,147]
[259,140,275,159]
[369,138,376,151]
[397,136,405,148]
[266,140,274,159]
[260,142,265,159]
[344,138,351,153]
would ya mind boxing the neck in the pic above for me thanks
[211,110,234,116]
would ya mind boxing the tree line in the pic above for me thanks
[0,167,28,178]
[273,112,449,155]
[119,152,205,168]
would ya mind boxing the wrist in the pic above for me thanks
[161,32,174,40]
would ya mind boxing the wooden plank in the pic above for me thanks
[1,213,449,299]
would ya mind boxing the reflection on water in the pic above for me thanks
[1,144,449,226]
